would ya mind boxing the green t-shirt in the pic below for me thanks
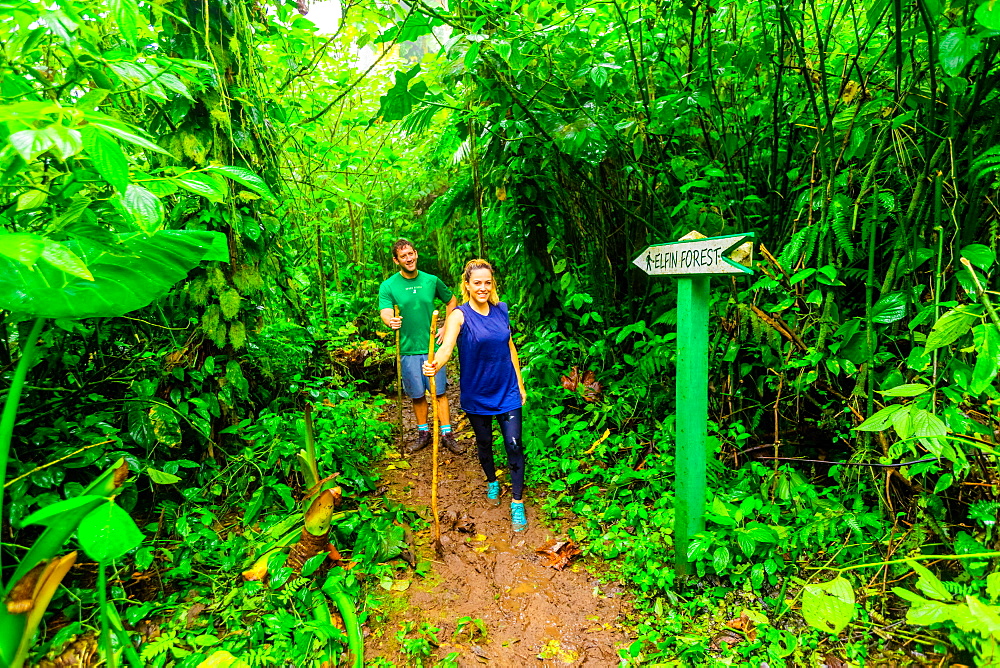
[378,271,454,355]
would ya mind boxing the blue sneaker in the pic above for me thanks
[511,501,527,532]
[486,481,501,506]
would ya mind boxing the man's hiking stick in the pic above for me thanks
[394,305,403,451]
[427,310,442,554]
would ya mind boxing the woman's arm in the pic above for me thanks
[509,338,527,404]
[423,309,464,375]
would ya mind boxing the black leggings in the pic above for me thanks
[468,408,525,501]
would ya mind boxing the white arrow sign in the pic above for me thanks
[632,232,754,276]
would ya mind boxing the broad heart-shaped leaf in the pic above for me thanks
[961,243,995,271]
[81,126,130,193]
[924,306,981,353]
[0,232,44,266]
[976,0,1000,31]
[78,500,143,562]
[9,128,54,162]
[854,404,904,432]
[172,173,227,202]
[121,184,164,232]
[42,239,93,281]
[712,545,731,573]
[939,29,983,76]
[802,576,856,635]
[0,230,227,318]
[20,495,107,528]
[207,165,277,202]
[871,292,907,324]
[972,324,1000,395]
[910,408,949,456]
[877,383,930,397]
[908,559,952,601]
[41,124,82,161]
[146,467,181,484]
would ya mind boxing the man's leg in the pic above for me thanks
[401,356,433,453]
[412,396,428,425]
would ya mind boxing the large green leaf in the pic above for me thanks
[0,230,227,318]
[877,383,930,397]
[8,128,53,162]
[109,0,138,45]
[78,501,144,562]
[910,409,949,456]
[939,30,982,77]
[121,184,164,232]
[961,243,995,271]
[173,173,227,202]
[972,324,1000,395]
[976,0,1000,30]
[871,292,907,324]
[924,306,981,353]
[908,559,952,601]
[376,65,426,123]
[84,113,172,156]
[854,404,904,431]
[802,576,856,634]
[82,126,130,193]
[206,165,277,202]
[0,233,44,266]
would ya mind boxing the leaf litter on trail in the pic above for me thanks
[710,611,759,649]
[535,540,581,570]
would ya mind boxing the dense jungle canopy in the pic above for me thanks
[2,0,1000,664]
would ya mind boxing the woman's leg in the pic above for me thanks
[497,408,524,500]
[467,413,497,482]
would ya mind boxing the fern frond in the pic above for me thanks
[969,500,1000,526]
[140,631,178,662]
[778,225,819,268]
[877,192,896,212]
[830,198,855,261]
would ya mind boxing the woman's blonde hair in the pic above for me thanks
[461,259,499,305]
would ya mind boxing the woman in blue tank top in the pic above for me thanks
[423,259,529,531]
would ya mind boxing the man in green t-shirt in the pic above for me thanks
[379,238,463,455]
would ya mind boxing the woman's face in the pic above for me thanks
[465,268,493,306]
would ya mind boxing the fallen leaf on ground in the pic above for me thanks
[537,638,579,663]
[726,612,757,641]
[185,602,207,627]
[535,540,581,570]
[709,631,743,650]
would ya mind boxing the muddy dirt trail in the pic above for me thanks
[366,383,634,666]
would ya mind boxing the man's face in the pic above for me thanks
[393,245,418,273]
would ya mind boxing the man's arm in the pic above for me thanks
[380,307,401,329]
[444,295,458,318]
[378,282,401,329]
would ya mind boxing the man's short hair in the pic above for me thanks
[392,238,415,258]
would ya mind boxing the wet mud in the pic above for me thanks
[368,384,632,666]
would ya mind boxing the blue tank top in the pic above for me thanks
[456,301,522,415]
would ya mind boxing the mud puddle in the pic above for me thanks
[366,384,632,666]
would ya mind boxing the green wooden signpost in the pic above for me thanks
[632,231,754,576]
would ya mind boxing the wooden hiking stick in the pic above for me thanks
[427,309,442,553]
[394,305,403,451]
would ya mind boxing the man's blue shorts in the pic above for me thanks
[401,354,447,399]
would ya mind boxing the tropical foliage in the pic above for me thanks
[2,0,1000,663]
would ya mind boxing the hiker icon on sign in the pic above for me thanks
[646,253,652,272]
